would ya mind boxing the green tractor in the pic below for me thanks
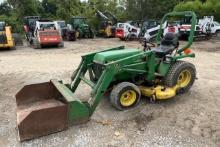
[69,16,94,39]
[16,11,197,141]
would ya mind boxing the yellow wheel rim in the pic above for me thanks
[120,90,137,107]
[177,70,191,87]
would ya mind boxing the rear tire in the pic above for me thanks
[10,45,16,50]
[216,31,220,38]
[89,29,94,38]
[58,41,64,48]
[120,38,125,41]
[9,40,16,50]
[163,61,196,94]
[12,33,23,46]
[110,82,141,111]
[33,39,41,49]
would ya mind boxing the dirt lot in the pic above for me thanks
[0,38,220,147]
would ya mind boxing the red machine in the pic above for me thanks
[31,21,63,49]
[23,16,63,49]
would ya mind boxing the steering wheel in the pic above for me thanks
[140,38,156,51]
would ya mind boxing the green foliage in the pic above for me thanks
[0,14,22,33]
[126,0,180,20]
[174,0,220,21]
[56,0,82,21]
[0,1,12,16]
[9,0,40,19]
[42,0,57,17]
[0,0,219,34]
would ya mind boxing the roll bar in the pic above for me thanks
[156,11,197,54]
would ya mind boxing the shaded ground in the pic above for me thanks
[0,38,220,147]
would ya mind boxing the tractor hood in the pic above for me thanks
[93,49,141,64]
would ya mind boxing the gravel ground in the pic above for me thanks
[0,38,220,147]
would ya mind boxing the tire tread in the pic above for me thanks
[110,82,141,111]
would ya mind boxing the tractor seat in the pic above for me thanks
[153,33,179,57]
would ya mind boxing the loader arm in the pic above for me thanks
[70,48,156,115]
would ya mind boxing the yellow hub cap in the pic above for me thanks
[177,70,191,87]
[120,90,137,107]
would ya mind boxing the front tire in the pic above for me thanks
[216,31,220,38]
[89,29,94,38]
[110,82,141,111]
[163,61,196,94]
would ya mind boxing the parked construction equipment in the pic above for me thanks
[54,20,66,36]
[24,16,63,48]
[179,15,220,39]
[198,16,220,37]
[163,21,179,36]
[68,16,94,39]
[116,21,141,41]
[95,9,117,37]
[0,21,16,49]
[16,11,197,141]
[23,16,41,43]
[54,20,76,41]
[139,20,162,41]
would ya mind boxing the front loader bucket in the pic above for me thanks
[16,80,90,141]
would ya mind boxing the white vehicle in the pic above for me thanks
[140,20,166,41]
[179,16,220,39]
[115,22,140,40]
[199,17,220,37]
[54,21,66,30]
[54,20,67,36]
[35,21,58,31]
[163,21,179,36]
[31,21,63,49]
[210,21,220,37]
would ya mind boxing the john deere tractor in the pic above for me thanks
[69,16,94,39]
[15,11,197,141]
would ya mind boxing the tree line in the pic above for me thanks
[0,0,219,33]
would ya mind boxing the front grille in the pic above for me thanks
[39,31,59,36]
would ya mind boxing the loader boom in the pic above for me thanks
[69,46,156,115]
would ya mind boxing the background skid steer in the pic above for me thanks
[0,21,22,49]
[16,11,197,141]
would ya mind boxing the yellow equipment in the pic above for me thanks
[0,22,15,49]
[95,9,117,37]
